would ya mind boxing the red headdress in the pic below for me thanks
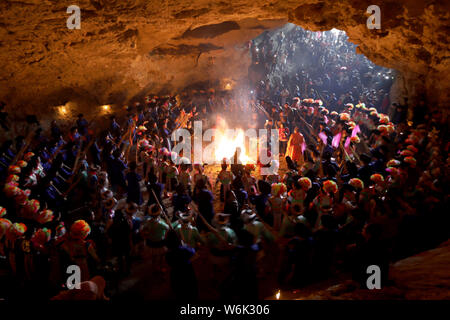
[404,156,416,167]
[0,206,6,218]
[23,152,35,161]
[323,180,338,193]
[0,218,12,240]
[340,113,351,121]
[31,228,52,250]
[298,177,312,190]
[387,159,401,167]
[6,222,27,240]
[8,165,21,174]
[349,178,364,190]
[370,174,384,184]
[36,209,54,224]
[70,220,91,240]
[271,183,287,197]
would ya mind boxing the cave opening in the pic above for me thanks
[247,24,396,114]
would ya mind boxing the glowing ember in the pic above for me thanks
[276,290,281,300]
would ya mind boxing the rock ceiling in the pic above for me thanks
[0,0,448,116]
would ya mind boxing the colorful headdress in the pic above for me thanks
[345,103,354,110]
[3,183,21,198]
[31,228,52,250]
[387,159,401,167]
[386,167,399,176]
[6,222,27,240]
[347,121,356,128]
[370,174,384,184]
[6,174,19,183]
[400,149,414,157]
[340,113,351,121]
[16,160,27,168]
[70,220,91,240]
[6,180,19,188]
[330,111,338,116]
[314,99,323,106]
[323,180,338,193]
[349,178,364,190]
[298,177,312,190]
[350,136,360,144]
[377,125,388,133]
[271,183,287,197]
[0,206,6,218]
[55,222,67,239]
[36,209,54,224]
[378,114,389,124]
[386,124,395,134]
[23,152,35,161]
[404,156,416,167]
[406,145,418,153]
[25,199,40,215]
[15,189,31,206]
[8,165,21,174]
[0,218,12,239]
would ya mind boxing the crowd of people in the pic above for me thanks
[0,90,448,300]
[0,28,448,302]
[249,25,394,115]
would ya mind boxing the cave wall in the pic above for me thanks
[289,0,450,109]
[0,0,448,119]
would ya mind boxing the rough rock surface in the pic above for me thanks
[0,0,448,117]
[270,239,450,300]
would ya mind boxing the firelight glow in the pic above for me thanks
[212,117,255,164]
[59,106,67,115]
